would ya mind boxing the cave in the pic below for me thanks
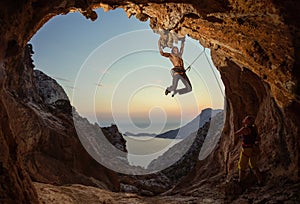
[0,1,299,203]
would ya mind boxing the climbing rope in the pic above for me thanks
[203,49,225,97]
[185,47,225,97]
[161,34,225,98]
[185,48,205,72]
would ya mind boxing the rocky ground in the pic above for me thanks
[34,177,300,204]
[34,182,222,204]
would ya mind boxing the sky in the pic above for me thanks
[30,8,225,134]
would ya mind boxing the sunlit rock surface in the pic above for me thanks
[0,0,299,203]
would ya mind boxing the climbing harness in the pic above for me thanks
[161,35,225,98]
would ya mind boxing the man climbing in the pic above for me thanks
[234,115,262,185]
[158,37,192,97]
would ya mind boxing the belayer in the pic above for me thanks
[158,36,192,97]
[234,115,263,185]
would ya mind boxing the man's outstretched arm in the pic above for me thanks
[179,38,185,57]
[158,38,170,58]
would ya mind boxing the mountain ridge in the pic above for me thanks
[155,108,223,139]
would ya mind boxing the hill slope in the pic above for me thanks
[156,108,222,139]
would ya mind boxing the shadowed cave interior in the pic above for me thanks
[0,1,299,203]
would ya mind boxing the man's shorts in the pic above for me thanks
[238,147,258,170]
[171,67,192,88]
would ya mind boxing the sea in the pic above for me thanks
[123,135,182,168]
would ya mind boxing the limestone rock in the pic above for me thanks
[102,124,127,153]
[33,70,69,105]
[0,0,299,203]
[0,43,128,202]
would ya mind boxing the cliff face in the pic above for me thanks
[27,69,124,191]
[0,0,299,203]
[0,44,124,203]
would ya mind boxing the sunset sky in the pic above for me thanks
[30,8,224,134]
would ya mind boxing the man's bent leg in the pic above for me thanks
[167,74,180,96]
[176,75,192,95]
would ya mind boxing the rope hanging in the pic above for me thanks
[203,49,225,97]
[158,31,225,97]
[185,47,225,97]
[185,48,205,72]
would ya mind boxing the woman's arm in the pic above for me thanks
[234,127,251,138]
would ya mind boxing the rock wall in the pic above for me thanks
[0,0,299,203]
[0,43,124,203]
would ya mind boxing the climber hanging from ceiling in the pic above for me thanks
[158,31,192,97]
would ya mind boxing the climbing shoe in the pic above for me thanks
[165,89,170,96]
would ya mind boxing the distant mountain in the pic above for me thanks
[123,132,157,137]
[155,108,223,139]
[147,111,225,178]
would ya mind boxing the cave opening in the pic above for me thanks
[1,1,300,203]
[29,7,225,171]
